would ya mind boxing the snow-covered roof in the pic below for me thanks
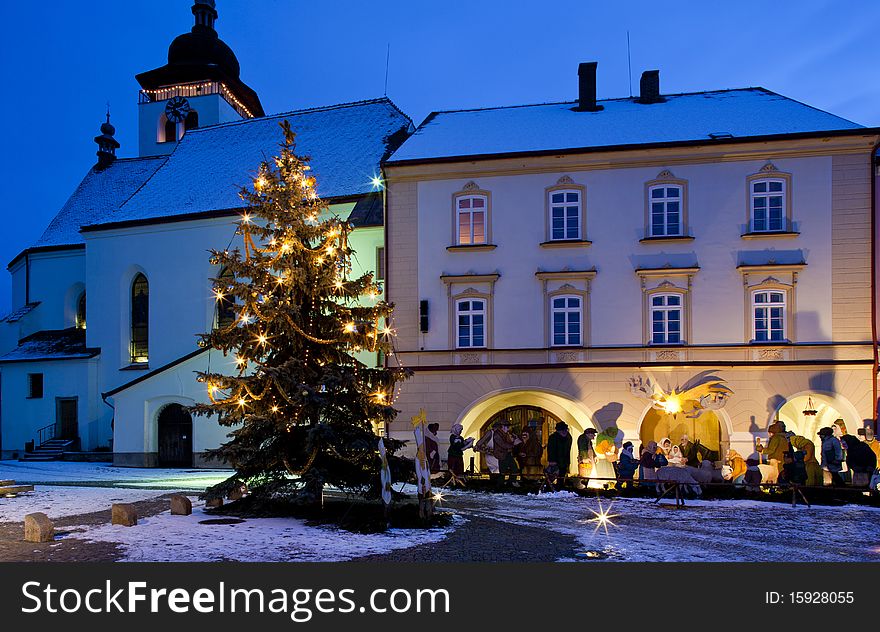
[1,302,41,323]
[0,328,99,363]
[91,98,412,228]
[388,88,866,164]
[32,157,166,249]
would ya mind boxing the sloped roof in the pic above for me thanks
[388,88,866,164]
[90,98,412,228]
[348,192,383,227]
[0,328,99,363]
[1,302,40,323]
[31,157,166,249]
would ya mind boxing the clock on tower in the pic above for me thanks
[165,96,191,123]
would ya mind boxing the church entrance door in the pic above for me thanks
[158,404,193,467]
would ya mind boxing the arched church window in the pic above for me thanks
[130,274,149,363]
[215,267,236,329]
[75,292,86,330]
[184,110,199,131]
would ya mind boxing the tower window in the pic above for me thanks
[184,110,199,131]
[161,115,178,143]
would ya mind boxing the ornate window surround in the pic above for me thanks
[743,162,796,237]
[737,263,804,343]
[635,266,698,346]
[449,181,496,251]
[541,175,591,248]
[441,273,500,349]
[641,169,691,242]
[536,269,597,347]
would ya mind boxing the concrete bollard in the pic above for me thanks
[24,512,55,543]
[111,503,138,527]
[170,494,192,516]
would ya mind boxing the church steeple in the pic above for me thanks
[192,0,218,31]
[94,108,120,170]
[134,0,263,157]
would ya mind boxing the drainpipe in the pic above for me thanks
[872,142,880,433]
[101,392,116,452]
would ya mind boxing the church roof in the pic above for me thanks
[86,98,411,230]
[0,328,99,363]
[388,87,867,164]
[30,156,167,251]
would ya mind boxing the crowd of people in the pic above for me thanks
[427,417,880,495]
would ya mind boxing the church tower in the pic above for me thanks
[135,0,264,157]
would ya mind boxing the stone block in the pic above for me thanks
[24,512,54,543]
[170,495,192,516]
[206,498,223,508]
[228,485,246,501]
[111,503,138,527]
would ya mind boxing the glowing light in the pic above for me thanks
[254,177,267,190]
[380,326,394,337]
[271,405,280,413]
[241,213,252,224]
[238,398,247,408]
[326,245,336,255]
[344,322,357,333]
[370,175,384,190]
[431,491,445,504]
[334,280,344,290]
[368,291,378,301]
[316,257,324,265]
[373,391,387,403]
[213,289,225,301]
[660,396,682,415]
[584,501,620,535]
[235,356,247,367]
[256,333,268,345]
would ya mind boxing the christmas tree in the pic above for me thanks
[193,121,408,506]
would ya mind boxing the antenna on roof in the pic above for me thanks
[384,43,391,96]
[626,31,633,97]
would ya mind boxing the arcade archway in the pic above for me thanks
[456,388,596,473]
[774,392,862,453]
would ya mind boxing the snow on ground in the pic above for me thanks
[77,500,455,562]
[0,460,231,489]
[450,490,880,562]
[0,485,166,522]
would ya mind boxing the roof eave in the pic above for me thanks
[384,127,880,168]
[7,243,86,271]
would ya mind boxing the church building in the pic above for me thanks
[0,1,412,465]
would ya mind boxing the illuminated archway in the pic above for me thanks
[455,388,596,472]
[773,391,863,453]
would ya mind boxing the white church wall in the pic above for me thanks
[0,357,101,458]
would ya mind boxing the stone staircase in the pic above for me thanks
[0,479,35,496]
[19,439,76,462]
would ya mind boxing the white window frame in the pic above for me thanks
[649,293,683,344]
[455,298,486,348]
[456,194,488,245]
[550,294,582,346]
[752,290,786,342]
[750,178,786,233]
[548,189,582,241]
[648,184,683,237]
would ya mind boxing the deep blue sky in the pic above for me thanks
[1,0,878,315]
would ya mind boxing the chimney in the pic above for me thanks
[637,70,665,104]
[576,62,603,112]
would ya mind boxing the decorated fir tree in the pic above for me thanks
[193,121,407,506]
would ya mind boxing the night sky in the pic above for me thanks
[0,0,878,314]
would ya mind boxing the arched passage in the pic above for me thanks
[773,391,863,454]
[456,388,596,474]
[157,403,193,467]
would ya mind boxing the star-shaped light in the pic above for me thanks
[370,175,384,190]
[582,500,620,535]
